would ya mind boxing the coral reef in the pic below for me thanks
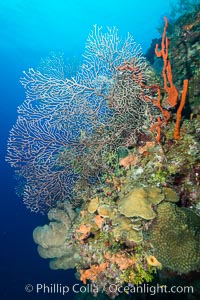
[6,9,200,299]
[32,109,199,297]
[32,114,200,295]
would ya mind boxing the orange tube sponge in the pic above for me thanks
[174,79,189,140]
[155,17,179,108]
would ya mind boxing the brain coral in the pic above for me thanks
[149,202,200,274]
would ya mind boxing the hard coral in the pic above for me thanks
[118,187,164,219]
[88,196,99,214]
[112,215,143,243]
[97,205,110,218]
[149,202,200,274]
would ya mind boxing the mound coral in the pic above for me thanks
[118,187,164,219]
[149,202,200,274]
[112,215,143,243]
[87,197,99,214]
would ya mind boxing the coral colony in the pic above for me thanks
[6,15,200,299]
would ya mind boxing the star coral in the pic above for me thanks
[149,202,200,274]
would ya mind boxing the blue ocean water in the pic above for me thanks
[1,1,177,299]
